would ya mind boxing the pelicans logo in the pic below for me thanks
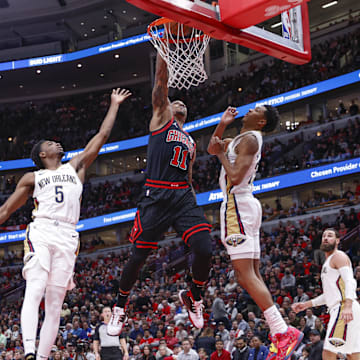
[329,338,345,347]
[226,235,246,247]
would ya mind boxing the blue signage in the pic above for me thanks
[0,33,151,72]
[1,157,359,244]
[1,70,360,172]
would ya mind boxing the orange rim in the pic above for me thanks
[147,17,206,44]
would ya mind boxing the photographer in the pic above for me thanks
[94,307,128,360]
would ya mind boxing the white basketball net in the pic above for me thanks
[148,19,210,90]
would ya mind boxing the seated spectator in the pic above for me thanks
[247,336,269,360]
[210,340,231,360]
[196,328,215,356]
[231,337,249,360]
[142,345,156,360]
[308,330,323,360]
[177,339,199,360]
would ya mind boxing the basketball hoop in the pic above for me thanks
[148,18,210,90]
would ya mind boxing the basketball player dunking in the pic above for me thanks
[0,88,131,360]
[107,53,213,335]
[207,106,303,360]
[292,228,360,360]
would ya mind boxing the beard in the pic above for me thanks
[320,242,336,252]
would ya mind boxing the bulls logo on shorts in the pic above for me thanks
[226,235,246,247]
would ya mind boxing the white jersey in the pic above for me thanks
[321,251,357,309]
[32,163,83,225]
[219,130,262,195]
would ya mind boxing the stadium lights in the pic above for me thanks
[322,1,338,8]
[271,22,282,28]
[0,75,3,79]
[19,85,23,88]
[114,54,120,59]
[91,27,96,32]
[77,63,82,68]
[36,69,41,74]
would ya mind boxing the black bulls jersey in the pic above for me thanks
[146,118,196,185]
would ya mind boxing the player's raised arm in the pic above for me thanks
[207,106,238,155]
[150,52,172,132]
[70,88,131,179]
[0,172,34,225]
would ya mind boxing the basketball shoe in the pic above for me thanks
[272,326,303,360]
[265,341,277,360]
[107,306,127,336]
[179,290,204,329]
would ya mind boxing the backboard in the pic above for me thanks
[126,0,311,65]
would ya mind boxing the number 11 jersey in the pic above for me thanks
[146,118,196,184]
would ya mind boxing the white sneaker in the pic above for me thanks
[179,290,204,329]
[107,306,127,336]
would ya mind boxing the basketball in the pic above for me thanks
[165,21,192,37]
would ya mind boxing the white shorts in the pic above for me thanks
[220,193,262,260]
[22,218,79,289]
[324,300,360,354]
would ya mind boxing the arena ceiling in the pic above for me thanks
[0,0,358,103]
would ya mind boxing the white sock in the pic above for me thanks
[264,305,288,336]
[21,278,47,355]
[37,285,67,360]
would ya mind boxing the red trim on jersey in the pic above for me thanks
[146,179,188,185]
[193,279,206,286]
[182,223,212,244]
[136,244,158,249]
[145,181,189,189]
[151,117,174,136]
[182,223,212,241]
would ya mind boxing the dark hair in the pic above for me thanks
[215,339,223,344]
[31,140,46,169]
[262,105,280,133]
[324,228,340,238]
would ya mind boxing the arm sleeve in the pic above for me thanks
[339,266,357,300]
[311,294,326,307]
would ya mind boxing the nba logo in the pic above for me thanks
[282,11,292,40]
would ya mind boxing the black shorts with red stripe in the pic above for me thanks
[129,180,211,249]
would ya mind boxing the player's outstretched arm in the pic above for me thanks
[150,52,172,132]
[0,172,34,225]
[207,106,238,155]
[70,88,131,179]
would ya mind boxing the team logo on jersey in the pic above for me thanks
[329,338,345,347]
[226,235,246,247]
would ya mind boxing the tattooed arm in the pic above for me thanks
[149,53,172,132]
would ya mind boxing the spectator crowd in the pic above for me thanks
[1,206,360,360]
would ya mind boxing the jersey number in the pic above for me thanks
[55,185,64,203]
[170,146,189,170]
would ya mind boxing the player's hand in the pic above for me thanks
[291,302,308,313]
[220,106,238,126]
[123,353,129,360]
[341,301,354,324]
[208,136,225,155]
[95,354,101,360]
[111,88,132,105]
